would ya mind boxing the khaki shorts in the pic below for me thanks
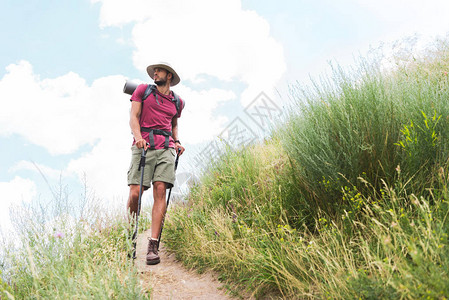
[127,145,176,189]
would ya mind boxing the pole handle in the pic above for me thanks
[137,144,149,171]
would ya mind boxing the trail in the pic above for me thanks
[135,229,234,300]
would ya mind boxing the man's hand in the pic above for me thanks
[135,138,148,150]
[175,142,185,156]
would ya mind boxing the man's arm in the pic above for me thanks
[130,101,147,150]
[171,117,185,155]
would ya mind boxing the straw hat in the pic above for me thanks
[146,62,180,86]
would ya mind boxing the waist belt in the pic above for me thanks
[141,127,172,149]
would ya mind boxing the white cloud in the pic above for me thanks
[10,161,68,179]
[357,0,449,40]
[175,86,234,144]
[92,0,286,106]
[345,0,449,66]
[0,61,128,155]
[0,61,130,203]
[0,177,36,233]
[91,0,153,28]
[66,133,131,204]
[0,62,135,226]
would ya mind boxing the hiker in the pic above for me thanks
[126,62,185,265]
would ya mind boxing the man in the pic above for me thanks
[126,62,185,265]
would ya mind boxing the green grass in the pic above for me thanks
[282,44,449,214]
[0,194,152,299]
[163,37,449,299]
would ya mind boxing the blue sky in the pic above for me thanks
[1,0,449,232]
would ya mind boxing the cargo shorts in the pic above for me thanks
[127,145,176,189]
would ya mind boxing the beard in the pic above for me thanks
[154,78,167,86]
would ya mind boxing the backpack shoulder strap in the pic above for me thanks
[172,92,183,117]
[142,84,157,101]
[139,84,156,124]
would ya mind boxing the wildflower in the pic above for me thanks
[54,231,64,238]
[384,236,392,245]
[391,222,398,228]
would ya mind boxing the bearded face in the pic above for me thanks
[153,68,172,86]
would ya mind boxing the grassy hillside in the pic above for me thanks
[163,38,449,299]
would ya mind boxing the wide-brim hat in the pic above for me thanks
[146,62,180,86]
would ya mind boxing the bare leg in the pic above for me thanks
[151,181,167,239]
[127,184,143,221]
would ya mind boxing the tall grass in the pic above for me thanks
[163,37,449,299]
[0,186,151,299]
[282,40,449,215]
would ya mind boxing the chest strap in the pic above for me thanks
[141,127,172,149]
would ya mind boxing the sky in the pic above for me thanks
[1,0,449,233]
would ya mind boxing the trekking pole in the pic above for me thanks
[157,149,180,249]
[131,144,149,258]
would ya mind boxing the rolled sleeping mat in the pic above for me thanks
[123,80,139,95]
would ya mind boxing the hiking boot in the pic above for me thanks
[146,239,160,265]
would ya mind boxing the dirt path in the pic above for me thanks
[134,229,235,300]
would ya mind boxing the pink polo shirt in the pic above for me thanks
[130,84,184,149]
